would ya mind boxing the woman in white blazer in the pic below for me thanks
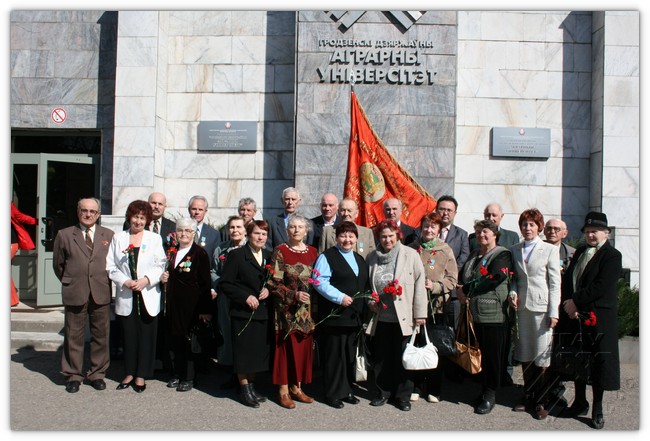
[508,208,561,419]
[366,219,427,412]
[107,200,166,392]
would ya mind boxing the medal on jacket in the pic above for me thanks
[200,236,206,247]
[428,258,435,270]
[358,241,364,253]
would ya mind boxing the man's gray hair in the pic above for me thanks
[188,195,208,209]
[77,197,101,212]
[239,197,257,210]
[282,187,300,200]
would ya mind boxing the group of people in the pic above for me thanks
[50,188,622,430]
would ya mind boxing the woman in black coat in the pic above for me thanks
[556,212,622,430]
[219,220,273,408]
[160,217,212,392]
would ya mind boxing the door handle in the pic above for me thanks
[41,216,54,246]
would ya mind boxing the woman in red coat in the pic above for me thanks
[11,202,37,306]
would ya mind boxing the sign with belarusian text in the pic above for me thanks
[492,127,551,158]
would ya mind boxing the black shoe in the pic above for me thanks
[396,400,411,411]
[116,380,132,390]
[326,398,344,409]
[86,379,106,391]
[563,399,589,417]
[370,396,388,407]
[249,382,267,403]
[167,378,180,388]
[132,382,146,393]
[176,380,193,392]
[65,381,80,393]
[591,414,604,430]
[475,396,496,414]
[342,393,360,405]
[239,384,260,408]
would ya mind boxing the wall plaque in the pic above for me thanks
[197,121,257,151]
[491,127,550,158]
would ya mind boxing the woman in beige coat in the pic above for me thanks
[366,219,427,411]
[408,212,458,403]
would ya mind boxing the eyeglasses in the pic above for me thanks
[79,209,98,215]
[177,229,195,235]
[544,226,563,232]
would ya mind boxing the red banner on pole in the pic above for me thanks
[343,91,437,227]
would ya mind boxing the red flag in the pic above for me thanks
[344,91,437,228]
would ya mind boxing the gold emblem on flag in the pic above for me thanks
[359,162,385,202]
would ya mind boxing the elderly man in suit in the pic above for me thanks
[544,218,576,275]
[53,197,115,393]
[188,195,221,259]
[469,202,520,252]
[311,193,341,247]
[435,195,470,269]
[381,198,417,245]
[319,197,376,259]
[269,187,313,248]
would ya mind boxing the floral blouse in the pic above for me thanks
[268,243,318,335]
[410,238,458,316]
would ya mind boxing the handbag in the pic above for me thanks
[402,325,439,370]
[355,335,369,382]
[449,303,482,374]
[551,323,593,383]
[189,321,222,356]
[428,295,457,356]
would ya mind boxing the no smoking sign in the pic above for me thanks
[51,107,67,124]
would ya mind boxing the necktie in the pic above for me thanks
[85,229,94,252]
[195,227,201,244]
[152,219,159,234]
[572,246,597,289]
[440,228,448,242]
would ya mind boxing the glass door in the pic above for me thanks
[11,153,97,306]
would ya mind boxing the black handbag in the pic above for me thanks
[189,321,222,356]
[428,293,457,356]
[551,323,594,383]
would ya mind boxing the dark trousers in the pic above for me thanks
[170,335,195,382]
[474,322,508,393]
[319,326,357,401]
[371,322,412,402]
[62,296,110,382]
[120,299,158,379]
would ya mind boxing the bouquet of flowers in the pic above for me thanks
[122,244,141,315]
[373,279,403,310]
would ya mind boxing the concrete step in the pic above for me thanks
[11,331,64,351]
[11,303,65,350]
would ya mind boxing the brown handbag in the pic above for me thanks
[449,303,482,374]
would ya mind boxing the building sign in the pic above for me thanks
[491,127,551,158]
[197,121,257,151]
[317,41,437,85]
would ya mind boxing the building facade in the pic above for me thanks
[10,10,639,305]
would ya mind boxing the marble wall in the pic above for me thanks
[111,11,297,226]
[454,10,638,284]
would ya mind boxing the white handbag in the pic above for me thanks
[402,325,439,370]
[355,342,368,382]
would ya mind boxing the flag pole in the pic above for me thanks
[349,69,355,93]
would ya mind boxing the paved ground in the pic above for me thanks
[7,345,640,433]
